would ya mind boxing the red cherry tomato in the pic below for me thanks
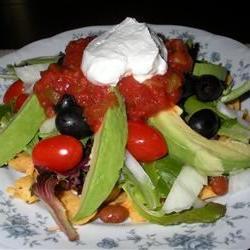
[32,135,83,172]
[127,121,168,162]
[3,80,24,104]
[14,93,29,112]
[209,176,229,196]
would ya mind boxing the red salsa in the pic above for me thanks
[34,37,192,130]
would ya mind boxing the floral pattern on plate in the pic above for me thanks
[0,25,250,249]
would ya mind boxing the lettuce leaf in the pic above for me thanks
[218,119,250,143]
[143,156,182,198]
[122,178,226,225]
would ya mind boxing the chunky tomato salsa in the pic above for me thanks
[34,37,192,131]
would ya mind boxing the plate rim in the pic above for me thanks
[0,23,250,250]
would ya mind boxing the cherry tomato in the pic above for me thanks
[14,93,29,112]
[32,135,83,172]
[209,176,228,195]
[127,121,168,162]
[3,80,24,104]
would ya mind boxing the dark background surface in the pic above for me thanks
[0,0,249,49]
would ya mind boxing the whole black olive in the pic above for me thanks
[55,94,80,113]
[195,75,224,102]
[188,109,220,138]
[55,107,92,139]
[181,74,197,99]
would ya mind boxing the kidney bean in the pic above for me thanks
[98,205,129,223]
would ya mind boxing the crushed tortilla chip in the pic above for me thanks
[218,135,232,142]
[6,175,38,203]
[8,153,34,175]
[59,190,96,225]
[227,99,241,111]
[225,74,233,86]
[110,192,146,223]
[246,112,250,122]
[199,185,217,200]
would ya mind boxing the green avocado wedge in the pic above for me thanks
[193,62,228,81]
[73,90,127,221]
[149,106,250,176]
[0,95,45,166]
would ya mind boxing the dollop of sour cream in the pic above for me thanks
[81,17,168,86]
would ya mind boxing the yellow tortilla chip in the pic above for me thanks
[227,99,241,111]
[8,153,34,175]
[59,190,96,225]
[111,192,146,223]
[245,112,250,122]
[6,175,38,203]
[199,185,217,200]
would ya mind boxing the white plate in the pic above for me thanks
[0,24,250,250]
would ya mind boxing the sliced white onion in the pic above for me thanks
[14,63,50,92]
[236,110,250,128]
[162,165,207,214]
[192,198,206,209]
[216,102,237,118]
[39,116,56,134]
[125,151,154,188]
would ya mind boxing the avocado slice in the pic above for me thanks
[149,106,250,176]
[73,90,127,221]
[0,95,45,166]
[193,62,228,81]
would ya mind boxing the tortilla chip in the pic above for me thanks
[226,74,233,86]
[245,112,250,122]
[227,99,241,111]
[59,190,96,225]
[8,153,34,175]
[111,192,146,223]
[199,185,217,200]
[6,175,38,203]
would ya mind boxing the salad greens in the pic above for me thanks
[218,119,250,143]
[122,173,226,225]
[184,96,250,143]
[184,95,229,119]
[0,104,12,119]
[0,104,13,132]
[122,154,224,223]
[0,54,63,81]
[33,173,79,241]
[221,80,250,103]
[124,151,160,210]
[143,156,183,198]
